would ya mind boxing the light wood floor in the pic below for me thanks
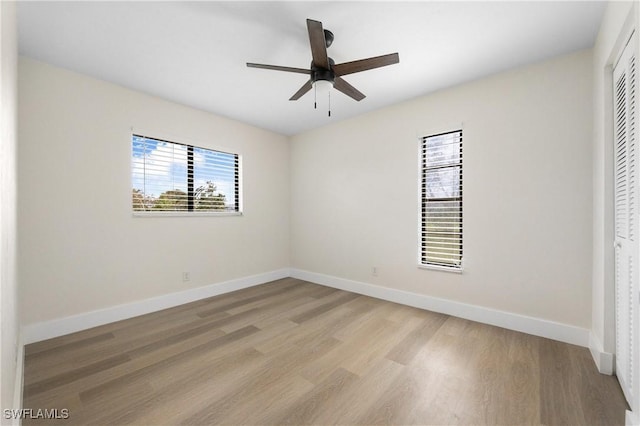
[23,278,628,425]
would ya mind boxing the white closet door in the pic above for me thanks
[614,31,638,412]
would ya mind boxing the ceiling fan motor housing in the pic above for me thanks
[311,57,335,84]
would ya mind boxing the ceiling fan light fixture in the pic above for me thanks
[313,79,333,93]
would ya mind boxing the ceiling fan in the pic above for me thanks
[247,19,399,106]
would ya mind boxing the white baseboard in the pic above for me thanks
[290,268,590,347]
[21,267,591,349]
[21,268,290,344]
[589,332,615,375]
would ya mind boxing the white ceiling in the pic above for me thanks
[18,1,605,136]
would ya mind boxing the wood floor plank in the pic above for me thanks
[304,284,340,299]
[405,327,473,424]
[500,331,541,424]
[217,288,324,333]
[385,309,448,365]
[340,315,420,377]
[89,347,266,426]
[357,368,424,425]
[313,357,405,425]
[78,325,260,403]
[23,313,231,386]
[289,291,360,323]
[124,319,228,360]
[182,336,342,425]
[24,332,115,360]
[331,297,396,341]
[24,324,231,413]
[573,342,629,424]
[24,288,235,358]
[24,306,232,382]
[253,297,371,354]
[196,278,301,317]
[22,279,627,426]
[263,367,360,425]
[300,314,406,384]
[23,353,131,398]
[109,283,318,363]
[539,338,588,426]
[213,374,314,426]
[463,326,514,424]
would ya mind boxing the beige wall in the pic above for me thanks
[18,57,290,325]
[291,50,593,328]
[18,46,595,334]
[1,0,19,416]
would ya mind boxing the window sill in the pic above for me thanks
[133,211,243,218]
[418,263,463,274]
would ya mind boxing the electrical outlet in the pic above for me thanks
[372,267,378,277]
[182,272,191,282]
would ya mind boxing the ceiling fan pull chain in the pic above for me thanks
[328,90,331,117]
[314,83,317,109]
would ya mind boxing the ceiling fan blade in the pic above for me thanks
[333,77,365,101]
[290,80,313,100]
[247,63,310,75]
[333,53,400,77]
[307,19,329,69]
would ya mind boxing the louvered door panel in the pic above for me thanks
[630,55,637,242]
[613,33,638,412]
[616,72,629,240]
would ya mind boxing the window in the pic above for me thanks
[421,129,463,269]
[132,134,240,214]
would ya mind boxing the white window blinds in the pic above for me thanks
[421,130,463,269]
[132,134,240,213]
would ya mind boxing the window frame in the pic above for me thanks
[131,129,243,217]
[418,128,463,272]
